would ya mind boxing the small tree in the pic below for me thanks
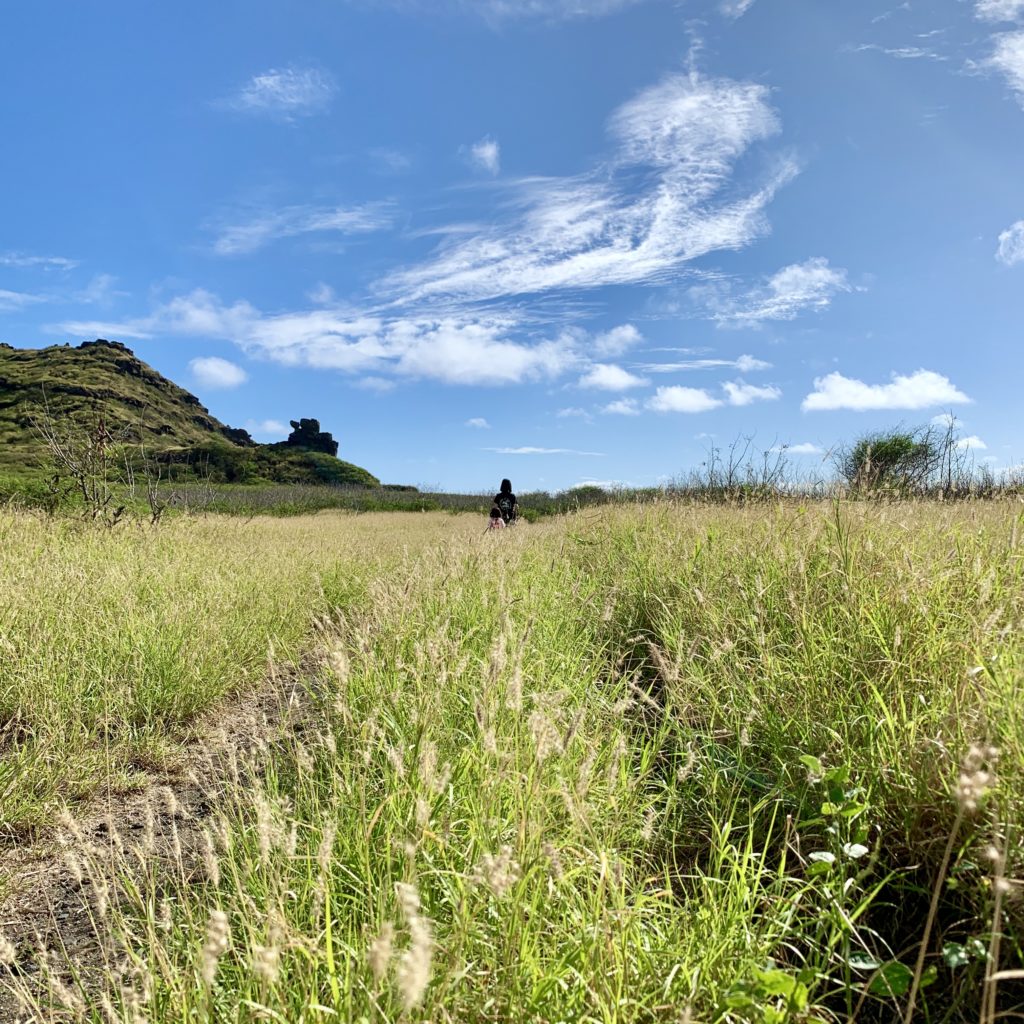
[284,418,338,457]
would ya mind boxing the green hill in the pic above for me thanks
[0,339,379,487]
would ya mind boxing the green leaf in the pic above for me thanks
[921,965,938,989]
[868,961,913,997]
[800,754,824,778]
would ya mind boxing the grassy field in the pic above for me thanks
[0,502,1021,1021]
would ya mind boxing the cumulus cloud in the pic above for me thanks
[699,257,852,325]
[557,407,592,420]
[62,290,580,388]
[380,73,792,306]
[976,0,1024,21]
[647,386,722,413]
[996,220,1024,265]
[721,380,782,406]
[802,369,971,411]
[957,435,988,450]
[772,442,824,455]
[466,417,491,428]
[190,356,248,390]
[601,398,641,415]
[986,31,1024,105]
[578,363,648,390]
[219,66,337,119]
[212,202,394,256]
[245,419,288,439]
[466,136,501,175]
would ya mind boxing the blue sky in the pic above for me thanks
[1,0,1021,491]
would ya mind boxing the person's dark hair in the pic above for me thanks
[489,504,502,519]
[500,478,512,494]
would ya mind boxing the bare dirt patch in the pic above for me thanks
[0,657,324,1021]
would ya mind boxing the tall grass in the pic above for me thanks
[1,502,1021,1021]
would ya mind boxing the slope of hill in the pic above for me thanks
[0,340,379,487]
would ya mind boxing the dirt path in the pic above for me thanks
[0,658,324,1021]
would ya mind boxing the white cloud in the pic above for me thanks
[466,417,491,428]
[578,363,648,390]
[647,386,723,413]
[852,43,947,61]
[220,66,336,119]
[720,0,756,17]
[722,380,781,406]
[593,324,643,357]
[0,288,46,311]
[367,0,645,20]
[245,418,288,439]
[484,446,605,455]
[355,376,397,392]
[467,137,501,175]
[772,442,824,455]
[0,252,77,270]
[957,435,988,450]
[76,273,124,306]
[557,406,592,419]
[802,369,971,412]
[64,289,580,388]
[996,220,1024,265]
[976,0,1024,21]
[213,202,393,256]
[189,356,248,390]
[601,398,641,415]
[56,319,153,340]
[986,31,1024,105]
[636,353,771,373]
[380,73,792,306]
[931,412,961,428]
[700,257,852,325]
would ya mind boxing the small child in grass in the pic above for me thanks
[487,505,506,530]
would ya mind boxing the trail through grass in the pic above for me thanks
[0,502,1021,1021]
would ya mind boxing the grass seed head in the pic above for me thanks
[368,921,394,984]
[201,909,230,986]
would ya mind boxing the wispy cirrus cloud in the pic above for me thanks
[0,288,47,311]
[379,72,793,308]
[484,446,605,455]
[0,252,77,270]
[466,417,491,428]
[802,369,971,411]
[720,0,756,18]
[211,202,394,256]
[695,257,852,326]
[996,220,1024,264]
[358,0,646,21]
[634,353,771,373]
[218,66,337,120]
[852,42,948,61]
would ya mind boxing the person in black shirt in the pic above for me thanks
[493,479,518,524]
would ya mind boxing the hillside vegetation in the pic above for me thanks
[0,502,1020,1021]
[0,340,378,488]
